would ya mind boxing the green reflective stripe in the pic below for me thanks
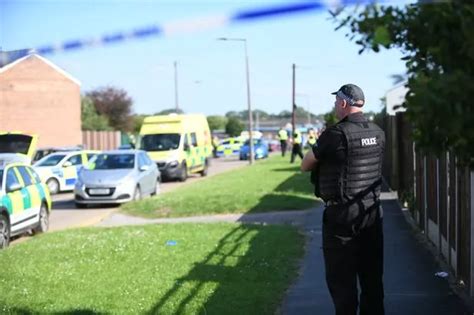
[1,195,13,215]
[22,188,32,210]
[37,183,46,200]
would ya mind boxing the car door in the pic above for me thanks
[143,152,158,194]
[5,167,33,234]
[183,134,193,169]
[135,154,149,194]
[189,132,200,170]
[137,153,152,195]
[16,165,42,219]
[62,153,83,189]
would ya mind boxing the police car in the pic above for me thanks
[33,150,99,194]
[0,156,52,249]
[216,137,244,157]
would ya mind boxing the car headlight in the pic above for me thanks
[168,160,179,167]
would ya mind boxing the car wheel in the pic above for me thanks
[178,162,187,182]
[46,178,59,194]
[75,202,87,209]
[33,203,49,234]
[200,159,209,177]
[133,186,141,201]
[0,213,10,249]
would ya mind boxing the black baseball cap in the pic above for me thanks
[331,84,365,107]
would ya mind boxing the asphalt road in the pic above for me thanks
[47,156,248,232]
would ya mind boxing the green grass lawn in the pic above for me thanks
[1,223,304,315]
[122,155,321,218]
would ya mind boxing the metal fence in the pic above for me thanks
[384,113,473,295]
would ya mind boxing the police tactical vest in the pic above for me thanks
[317,120,384,203]
[307,136,317,146]
[278,130,288,140]
[293,132,302,144]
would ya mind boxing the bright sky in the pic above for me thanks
[1,0,411,116]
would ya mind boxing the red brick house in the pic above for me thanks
[0,54,81,148]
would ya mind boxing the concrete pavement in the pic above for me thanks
[281,193,471,315]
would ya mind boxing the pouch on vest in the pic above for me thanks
[325,178,382,235]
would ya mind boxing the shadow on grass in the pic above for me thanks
[147,225,302,315]
[3,308,106,315]
[244,172,321,214]
[271,165,301,172]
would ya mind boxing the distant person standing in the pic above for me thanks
[278,127,289,157]
[290,129,303,163]
[301,84,385,315]
[306,128,317,148]
[212,136,220,158]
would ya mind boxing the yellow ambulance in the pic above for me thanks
[139,114,212,181]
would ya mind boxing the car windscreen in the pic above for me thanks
[0,134,32,154]
[93,154,135,170]
[35,154,66,167]
[0,170,3,190]
[141,134,180,151]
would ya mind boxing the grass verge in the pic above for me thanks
[122,155,320,218]
[1,223,304,314]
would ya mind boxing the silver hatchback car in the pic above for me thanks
[74,150,160,208]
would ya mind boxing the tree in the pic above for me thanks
[154,108,184,115]
[86,86,134,132]
[334,2,474,166]
[278,110,292,118]
[225,111,241,119]
[323,108,338,128]
[131,114,146,134]
[81,96,111,131]
[207,115,228,131]
[225,117,244,137]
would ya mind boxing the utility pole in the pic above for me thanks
[292,63,296,138]
[217,37,254,164]
[256,110,259,130]
[174,61,179,112]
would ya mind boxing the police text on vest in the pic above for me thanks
[361,137,377,146]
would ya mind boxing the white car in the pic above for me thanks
[33,150,98,194]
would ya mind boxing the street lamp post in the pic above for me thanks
[218,37,254,165]
[174,61,179,112]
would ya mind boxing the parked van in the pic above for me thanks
[139,114,212,181]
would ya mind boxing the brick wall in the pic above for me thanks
[0,55,81,148]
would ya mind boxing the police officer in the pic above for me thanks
[306,128,317,148]
[277,127,289,157]
[290,129,304,163]
[212,136,220,158]
[301,84,385,315]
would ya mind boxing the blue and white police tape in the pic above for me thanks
[1,0,407,65]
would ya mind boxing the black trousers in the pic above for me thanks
[290,143,303,163]
[323,209,384,315]
[280,140,287,156]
